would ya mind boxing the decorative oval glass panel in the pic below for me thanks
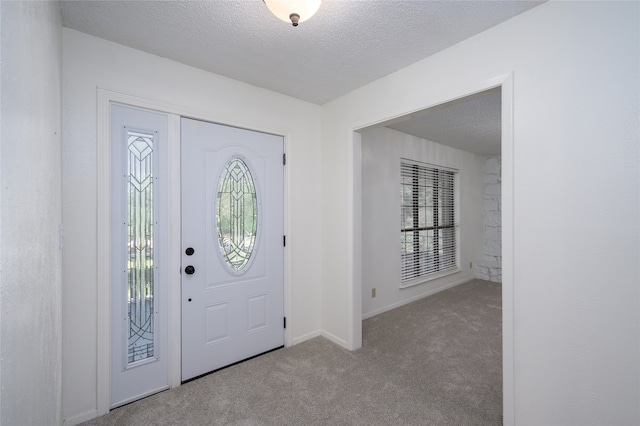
[216,157,258,272]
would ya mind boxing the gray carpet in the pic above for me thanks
[84,279,502,425]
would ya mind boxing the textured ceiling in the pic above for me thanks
[60,1,539,155]
[60,0,542,105]
[387,87,501,156]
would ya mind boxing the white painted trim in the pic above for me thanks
[96,89,111,416]
[283,133,292,348]
[346,72,515,425]
[291,330,322,346]
[95,88,293,416]
[500,73,515,426]
[362,277,474,320]
[63,409,98,426]
[346,130,362,350]
[321,330,349,348]
[350,74,511,132]
[167,114,182,388]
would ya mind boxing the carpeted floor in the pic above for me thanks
[83,279,502,425]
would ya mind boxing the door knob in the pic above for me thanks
[184,265,195,275]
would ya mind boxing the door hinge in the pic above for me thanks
[284,317,287,329]
[283,153,286,165]
[283,235,286,247]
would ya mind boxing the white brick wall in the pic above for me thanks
[475,156,502,282]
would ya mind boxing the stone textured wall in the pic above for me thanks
[475,156,502,282]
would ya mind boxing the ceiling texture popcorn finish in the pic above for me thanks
[60,0,543,105]
[388,87,502,156]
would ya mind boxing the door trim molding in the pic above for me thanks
[96,88,292,416]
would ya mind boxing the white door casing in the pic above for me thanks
[97,90,291,417]
[110,104,169,408]
[181,118,284,381]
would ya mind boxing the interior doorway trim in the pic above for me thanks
[96,88,292,416]
[346,73,515,425]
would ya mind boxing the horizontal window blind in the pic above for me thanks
[401,161,457,283]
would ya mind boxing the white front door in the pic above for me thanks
[181,118,284,381]
[110,104,169,408]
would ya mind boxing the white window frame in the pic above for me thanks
[400,159,460,288]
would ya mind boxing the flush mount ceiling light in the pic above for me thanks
[263,0,322,27]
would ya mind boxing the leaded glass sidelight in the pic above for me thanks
[126,130,156,365]
[216,158,258,272]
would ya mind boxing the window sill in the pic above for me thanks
[399,267,462,289]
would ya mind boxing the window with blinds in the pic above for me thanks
[401,160,458,284]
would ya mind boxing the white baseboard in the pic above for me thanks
[320,330,349,349]
[291,330,322,346]
[362,277,474,320]
[64,409,98,426]
[291,330,349,350]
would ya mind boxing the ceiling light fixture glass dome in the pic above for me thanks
[263,0,322,27]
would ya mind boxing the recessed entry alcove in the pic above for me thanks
[359,86,502,320]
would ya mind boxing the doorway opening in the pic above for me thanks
[347,74,514,422]
[360,87,502,320]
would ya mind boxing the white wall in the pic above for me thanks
[361,127,483,319]
[0,1,63,424]
[321,2,639,424]
[62,29,322,423]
